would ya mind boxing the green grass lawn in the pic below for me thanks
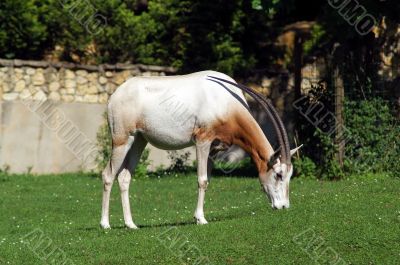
[0,173,399,265]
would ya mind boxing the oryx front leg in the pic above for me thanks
[118,168,137,229]
[194,142,211,225]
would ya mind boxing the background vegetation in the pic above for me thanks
[2,1,397,74]
[1,0,399,179]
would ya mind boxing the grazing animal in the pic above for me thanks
[100,70,301,229]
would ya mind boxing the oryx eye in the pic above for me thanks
[275,173,283,181]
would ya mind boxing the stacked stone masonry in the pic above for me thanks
[0,59,176,104]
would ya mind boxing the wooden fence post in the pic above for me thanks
[334,67,345,168]
[294,34,303,100]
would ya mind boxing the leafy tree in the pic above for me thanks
[93,0,191,67]
[0,0,47,59]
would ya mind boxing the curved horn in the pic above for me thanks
[263,98,291,166]
[207,76,291,165]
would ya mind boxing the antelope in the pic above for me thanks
[100,70,301,229]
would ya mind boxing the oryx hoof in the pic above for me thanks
[100,221,111,229]
[195,217,208,225]
[125,221,138,229]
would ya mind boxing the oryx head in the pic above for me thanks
[262,146,302,209]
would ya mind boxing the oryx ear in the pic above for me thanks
[290,144,303,156]
[268,147,281,167]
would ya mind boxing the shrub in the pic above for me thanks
[343,99,400,176]
[296,87,399,179]
[0,0,47,59]
[314,129,345,180]
[166,151,192,173]
[295,83,345,179]
[0,164,10,175]
[96,113,150,178]
[96,113,112,171]
[293,156,317,179]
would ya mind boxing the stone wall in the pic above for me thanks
[0,59,198,174]
[0,58,176,104]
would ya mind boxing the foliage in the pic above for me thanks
[96,114,112,171]
[295,82,344,180]
[315,129,345,180]
[0,0,288,75]
[303,23,326,56]
[135,148,151,178]
[296,83,399,179]
[96,112,150,178]
[2,0,398,77]
[292,156,316,179]
[1,0,399,75]
[0,164,10,175]
[41,0,97,63]
[165,150,192,173]
[90,0,191,66]
[0,164,10,182]
[0,0,47,59]
[343,99,400,176]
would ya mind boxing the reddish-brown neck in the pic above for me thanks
[231,111,273,175]
[199,109,274,177]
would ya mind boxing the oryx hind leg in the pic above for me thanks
[118,133,148,229]
[100,134,133,229]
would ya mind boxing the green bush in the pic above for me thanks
[343,99,400,176]
[294,77,400,178]
[296,88,399,179]
[0,0,47,59]
[133,148,151,178]
[96,113,150,178]
[295,83,345,179]
[293,156,316,179]
[315,129,345,180]
[166,150,192,173]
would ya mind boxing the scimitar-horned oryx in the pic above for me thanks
[100,70,301,229]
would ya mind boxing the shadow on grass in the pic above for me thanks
[137,213,246,229]
[138,213,248,229]
[77,211,259,231]
[77,222,196,231]
[138,220,195,229]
